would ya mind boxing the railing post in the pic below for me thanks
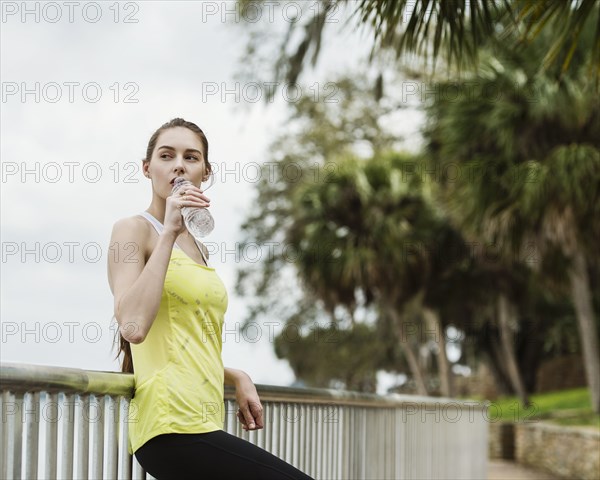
[59,393,75,479]
[117,396,132,480]
[44,392,59,479]
[89,393,104,479]
[23,391,40,479]
[14,393,24,479]
[75,394,90,480]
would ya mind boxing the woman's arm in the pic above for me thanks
[225,367,264,431]
[108,185,190,344]
[224,367,247,386]
[107,217,177,344]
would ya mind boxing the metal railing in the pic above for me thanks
[1,362,488,479]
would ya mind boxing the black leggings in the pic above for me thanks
[135,430,315,480]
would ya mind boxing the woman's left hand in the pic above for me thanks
[235,372,264,431]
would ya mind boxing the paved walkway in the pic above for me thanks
[488,460,559,480]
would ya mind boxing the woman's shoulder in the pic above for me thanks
[110,215,152,248]
[112,214,151,233]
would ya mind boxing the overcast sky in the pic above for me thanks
[1,1,424,391]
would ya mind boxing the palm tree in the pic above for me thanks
[424,22,600,411]
[357,0,599,79]
[286,152,478,397]
[235,76,399,328]
[234,76,416,390]
[233,71,581,403]
[235,0,600,98]
[287,153,426,394]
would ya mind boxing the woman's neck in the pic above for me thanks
[146,195,166,223]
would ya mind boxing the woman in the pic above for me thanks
[108,118,314,479]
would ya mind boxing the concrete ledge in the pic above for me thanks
[515,422,600,480]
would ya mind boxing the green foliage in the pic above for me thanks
[236,75,403,326]
[273,322,405,392]
[358,0,600,79]
[486,388,600,427]
[235,0,600,101]
[423,16,600,408]
[233,3,600,396]
[357,0,503,72]
[288,152,437,310]
[423,16,600,262]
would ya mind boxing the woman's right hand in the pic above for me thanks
[164,181,211,236]
[163,191,186,237]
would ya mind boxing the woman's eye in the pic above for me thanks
[159,153,198,160]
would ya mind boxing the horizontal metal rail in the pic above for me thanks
[1,362,489,479]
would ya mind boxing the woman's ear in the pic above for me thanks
[142,161,150,178]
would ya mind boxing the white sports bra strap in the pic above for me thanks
[138,211,210,267]
[139,211,164,236]
[193,238,210,267]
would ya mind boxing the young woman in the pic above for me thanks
[108,118,314,479]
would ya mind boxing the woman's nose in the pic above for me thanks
[172,156,185,172]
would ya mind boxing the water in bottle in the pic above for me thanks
[172,177,214,239]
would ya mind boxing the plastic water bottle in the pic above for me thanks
[172,177,214,239]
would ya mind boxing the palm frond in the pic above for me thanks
[356,0,507,74]
[512,0,600,79]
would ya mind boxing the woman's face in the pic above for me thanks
[143,127,209,199]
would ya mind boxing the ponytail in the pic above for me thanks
[111,317,134,374]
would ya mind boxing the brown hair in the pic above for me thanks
[143,117,211,173]
[112,315,134,373]
[113,118,211,374]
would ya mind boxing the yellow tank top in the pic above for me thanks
[127,213,228,455]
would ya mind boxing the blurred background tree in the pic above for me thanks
[232,0,600,412]
[233,0,600,100]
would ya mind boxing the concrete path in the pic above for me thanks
[488,460,559,480]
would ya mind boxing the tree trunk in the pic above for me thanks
[423,307,454,397]
[518,315,545,393]
[486,340,514,396]
[497,294,530,407]
[406,342,429,396]
[480,323,514,396]
[569,251,600,413]
[389,308,429,395]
